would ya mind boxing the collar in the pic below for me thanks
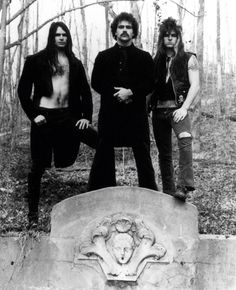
[114,42,135,51]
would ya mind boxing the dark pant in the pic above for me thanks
[87,138,158,191]
[152,108,194,195]
[28,164,45,220]
[28,108,98,219]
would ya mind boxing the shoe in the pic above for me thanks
[164,191,175,197]
[173,187,187,202]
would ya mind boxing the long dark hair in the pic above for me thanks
[154,17,186,77]
[111,12,139,40]
[45,21,75,74]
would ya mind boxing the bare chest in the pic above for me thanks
[40,56,70,108]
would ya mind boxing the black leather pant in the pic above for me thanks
[28,112,98,219]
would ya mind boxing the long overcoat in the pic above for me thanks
[17,49,93,168]
[92,43,154,146]
[18,49,93,123]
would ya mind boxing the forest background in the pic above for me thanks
[0,0,235,235]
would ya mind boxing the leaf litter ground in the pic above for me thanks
[0,116,235,236]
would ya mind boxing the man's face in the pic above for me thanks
[163,30,178,48]
[115,20,134,46]
[54,26,67,49]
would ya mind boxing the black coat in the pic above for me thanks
[18,49,93,123]
[92,43,154,146]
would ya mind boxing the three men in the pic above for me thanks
[18,22,97,227]
[88,12,158,191]
[18,14,199,230]
[150,17,200,201]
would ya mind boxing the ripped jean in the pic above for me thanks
[152,108,194,194]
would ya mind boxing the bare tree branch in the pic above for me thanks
[6,0,37,25]
[5,0,144,50]
[168,0,203,17]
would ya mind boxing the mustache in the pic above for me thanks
[121,32,129,36]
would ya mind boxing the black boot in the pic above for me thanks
[173,186,188,202]
[27,170,42,229]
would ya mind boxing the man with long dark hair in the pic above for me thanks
[88,12,157,191]
[150,17,200,201]
[18,22,97,228]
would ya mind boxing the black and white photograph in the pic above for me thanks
[0,0,235,289]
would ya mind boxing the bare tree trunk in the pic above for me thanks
[152,0,162,57]
[68,2,72,30]
[2,4,13,133]
[130,1,142,48]
[107,3,115,45]
[196,1,204,96]
[79,0,88,72]
[10,0,26,149]
[72,0,81,60]
[33,0,39,53]
[60,0,64,20]
[177,0,186,25]
[224,2,234,112]
[24,2,29,57]
[98,2,115,49]
[105,4,109,49]
[0,0,8,103]
[216,0,224,116]
[192,0,204,153]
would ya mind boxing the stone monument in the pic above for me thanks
[49,186,199,289]
[1,187,236,290]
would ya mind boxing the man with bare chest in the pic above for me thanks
[18,22,97,228]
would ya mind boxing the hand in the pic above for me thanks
[33,115,46,125]
[75,118,90,130]
[113,87,133,103]
[173,107,187,123]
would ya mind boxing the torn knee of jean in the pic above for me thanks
[178,132,192,139]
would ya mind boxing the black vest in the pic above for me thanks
[152,52,194,107]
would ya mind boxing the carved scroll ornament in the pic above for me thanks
[75,213,167,281]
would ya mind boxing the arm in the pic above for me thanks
[182,55,200,110]
[114,52,155,104]
[91,52,113,95]
[78,61,93,124]
[129,52,155,99]
[91,52,102,94]
[17,56,39,121]
[173,55,200,122]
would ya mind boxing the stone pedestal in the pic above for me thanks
[2,190,236,289]
[49,186,199,289]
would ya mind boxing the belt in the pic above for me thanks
[156,100,177,108]
[38,107,69,113]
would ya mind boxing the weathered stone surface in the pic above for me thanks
[1,186,215,290]
[0,236,20,287]
[51,186,198,240]
[1,234,236,289]
[51,186,199,289]
[195,235,236,290]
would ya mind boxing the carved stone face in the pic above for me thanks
[111,233,134,264]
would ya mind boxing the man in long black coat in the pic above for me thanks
[88,12,158,191]
[18,22,97,228]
